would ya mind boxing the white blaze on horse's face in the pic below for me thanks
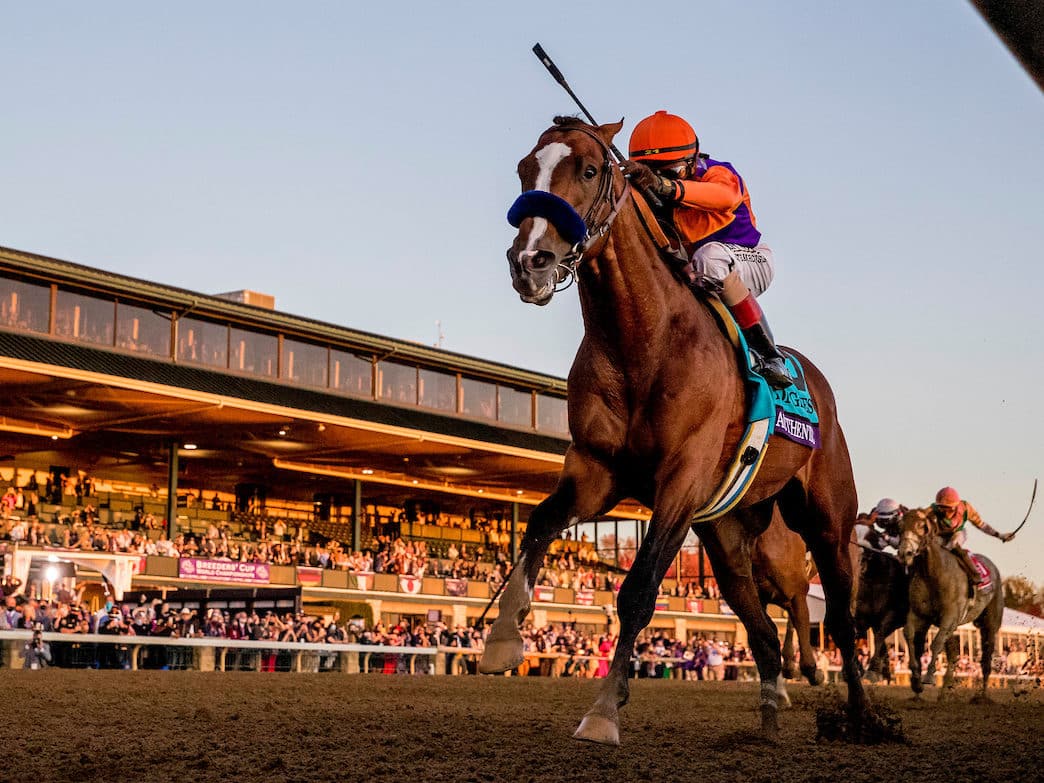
[520,143,572,260]
[507,140,575,306]
[898,510,927,566]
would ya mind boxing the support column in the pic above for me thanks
[166,441,179,540]
[511,502,519,564]
[352,479,362,552]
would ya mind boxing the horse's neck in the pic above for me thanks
[577,206,714,364]
[916,539,958,605]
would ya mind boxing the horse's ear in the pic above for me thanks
[597,118,625,147]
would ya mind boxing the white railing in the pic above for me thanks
[0,629,436,674]
[3,631,1036,686]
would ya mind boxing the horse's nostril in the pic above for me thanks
[506,248,522,274]
[528,250,555,271]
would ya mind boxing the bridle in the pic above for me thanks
[507,123,631,293]
[899,514,934,561]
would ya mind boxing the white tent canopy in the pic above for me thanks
[9,545,140,600]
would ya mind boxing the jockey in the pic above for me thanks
[928,486,1013,585]
[622,110,792,388]
[865,498,904,552]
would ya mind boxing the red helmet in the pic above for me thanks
[628,111,699,166]
[934,487,960,508]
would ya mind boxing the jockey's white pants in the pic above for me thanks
[691,242,775,297]
[942,530,967,549]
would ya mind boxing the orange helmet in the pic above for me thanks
[628,110,699,166]
[934,487,960,508]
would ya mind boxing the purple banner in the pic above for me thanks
[774,409,821,449]
[178,558,271,585]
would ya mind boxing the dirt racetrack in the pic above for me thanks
[1,671,1041,783]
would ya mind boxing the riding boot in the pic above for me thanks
[953,547,979,598]
[727,293,794,389]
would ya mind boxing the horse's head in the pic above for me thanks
[506,116,626,305]
[897,508,934,566]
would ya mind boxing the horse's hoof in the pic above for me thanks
[760,705,780,742]
[782,664,798,680]
[811,669,826,687]
[478,637,524,674]
[970,692,992,705]
[573,714,620,746]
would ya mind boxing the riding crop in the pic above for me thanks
[1011,477,1037,537]
[532,43,664,208]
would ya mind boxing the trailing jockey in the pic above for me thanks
[621,110,792,388]
[928,486,1014,595]
[864,498,905,553]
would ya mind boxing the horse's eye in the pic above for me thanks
[583,165,598,180]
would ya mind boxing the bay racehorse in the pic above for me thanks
[480,117,870,743]
[853,545,909,683]
[897,508,1003,698]
[752,508,823,695]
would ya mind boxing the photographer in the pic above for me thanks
[23,624,52,669]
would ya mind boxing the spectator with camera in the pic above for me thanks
[23,624,52,669]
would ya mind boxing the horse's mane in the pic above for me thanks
[551,115,589,128]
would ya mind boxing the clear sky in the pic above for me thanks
[2,3,1042,583]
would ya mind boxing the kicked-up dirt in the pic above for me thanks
[0,671,1040,783]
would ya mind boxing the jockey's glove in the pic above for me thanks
[621,161,676,200]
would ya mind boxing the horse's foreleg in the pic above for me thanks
[864,624,890,683]
[480,452,615,674]
[574,489,696,745]
[905,620,928,695]
[927,615,960,686]
[942,635,961,690]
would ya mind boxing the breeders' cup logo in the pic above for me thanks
[256,565,269,580]
[181,560,196,575]
[775,387,816,416]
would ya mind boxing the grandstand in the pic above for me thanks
[0,245,756,644]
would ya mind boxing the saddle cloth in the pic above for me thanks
[969,554,993,591]
[688,298,820,523]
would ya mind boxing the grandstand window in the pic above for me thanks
[177,316,229,368]
[230,327,277,378]
[54,289,115,346]
[460,377,496,421]
[536,393,568,435]
[678,530,703,580]
[497,385,533,427]
[377,360,417,404]
[116,301,171,356]
[597,521,617,563]
[418,368,457,412]
[282,337,329,388]
[615,520,638,571]
[331,349,373,397]
[0,276,50,333]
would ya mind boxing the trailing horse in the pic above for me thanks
[480,117,870,744]
[853,545,909,683]
[897,508,1003,698]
